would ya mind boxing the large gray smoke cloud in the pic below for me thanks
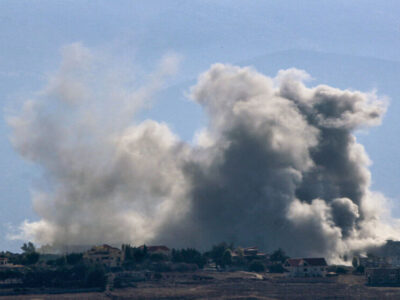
[8,44,400,261]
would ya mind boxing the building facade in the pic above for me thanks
[84,244,122,267]
[284,258,328,277]
[366,268,400,285]
[0,257,8,266]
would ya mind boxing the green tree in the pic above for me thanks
[55,256,66,266]
[356,265,365,274]
[222,249,232,267]
[66,253,83,265]
[270,248,289,263]
[84,266,107,289]
[207,242,233,268]
[150,253,168,262]
[24,252,40,265]
[20,242,39,265]
[133,246,148,263]
[122,244,134,261]
[172,248,206,268]
[268,264,285,273]
[249,261,265,272]
[352,256,359,268]
[21,242,36,254]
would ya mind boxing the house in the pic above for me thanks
[355,240,400,268]
[83,244,122,267]
[138,245,170,257]
[284,258,328,277]
[232,247,268,261]
[381,240,400,267]
[243,247,258,256]
[0,257,8,266]
[355,254,390,268]
[366,268,400,285]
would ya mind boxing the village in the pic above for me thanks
[1,240,400,298]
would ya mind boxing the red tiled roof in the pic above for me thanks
[286,258,303,267]
[103,244,121,249]
[303,258,327,266]
[88,244,121,253]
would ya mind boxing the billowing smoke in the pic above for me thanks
[8,44,400,261]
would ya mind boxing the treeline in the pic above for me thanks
[0,243,106,290]
[122,242,289,273]
[122,245,206,271]
[17,265,106,289]
[4,242,40,266]
[123,246,206,268]
[0,241,291,290]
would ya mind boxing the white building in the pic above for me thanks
[284,258,327,277]
[0,257,8,266]
[83,244,122,267]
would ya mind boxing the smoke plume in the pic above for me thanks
[8,44,400,261]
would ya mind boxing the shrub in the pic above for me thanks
[335,266,348,274]
[84,266,107,289]
[113,276,122,288]
[66,253,83,265]
[151,262,172,272]
[249,261,265,272]
[268,264,285,273]
[149,253,168,262]
[172,248,206,268]
[270,248,289,263]
[172,263,199,272]
[22,252,40,265]
[355,265,365,274]
[54,256,66,266]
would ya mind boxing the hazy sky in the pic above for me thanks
[1,0,400,252]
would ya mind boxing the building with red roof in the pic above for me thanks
[138,245,171,256]
[284,257,328,277]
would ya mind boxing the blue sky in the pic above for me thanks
[1,0,400,251]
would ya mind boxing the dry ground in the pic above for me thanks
[2,272,400,300]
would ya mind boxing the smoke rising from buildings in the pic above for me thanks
[8,44,400,261]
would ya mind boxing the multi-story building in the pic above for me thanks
[84,244,122,267]
[366,268,400,285]
[284,258,328,277]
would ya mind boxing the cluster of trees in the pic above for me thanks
[20,265,104,289]
[171,248,206,268]
[121,242,289,273]
[203,243,289,273]
[0,242,106,290]
[123,245,149,263]
[0,262,106,290]
[122,245,206,269]
[45,253,84,267]
[4,242,40,266]
[204,242,234,268]
[21,265,106,289]
[0,240,293,291]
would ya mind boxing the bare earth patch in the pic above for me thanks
[2,272,400,299]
